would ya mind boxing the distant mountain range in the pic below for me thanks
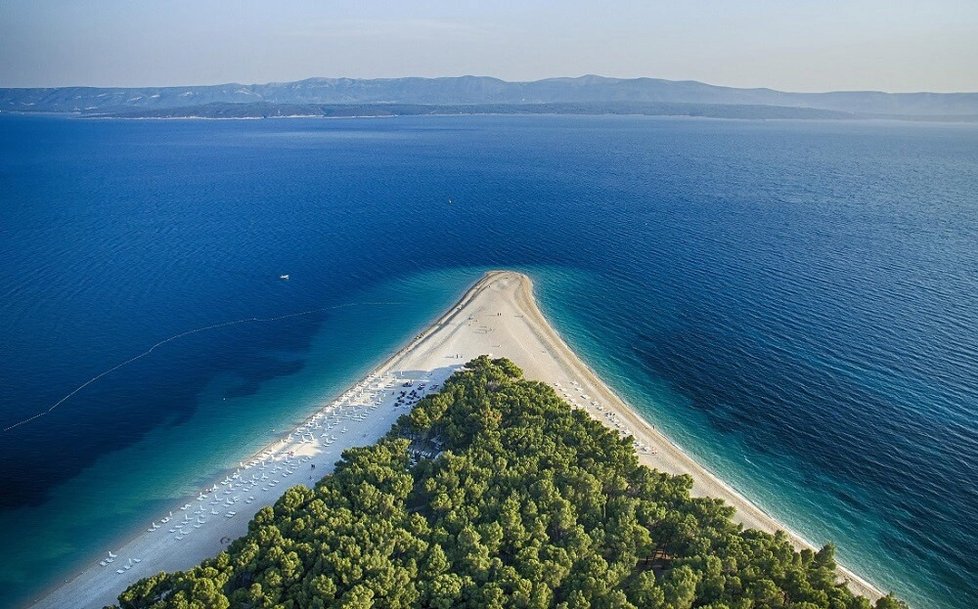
[2,75,976,120]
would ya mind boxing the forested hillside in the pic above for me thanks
[113,356,904,609]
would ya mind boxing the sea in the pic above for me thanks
[0,114,976,609]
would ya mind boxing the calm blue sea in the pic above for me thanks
[1,115,976,609]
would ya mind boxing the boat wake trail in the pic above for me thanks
[2,301,404,432]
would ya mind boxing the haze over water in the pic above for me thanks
[1,115,976,609]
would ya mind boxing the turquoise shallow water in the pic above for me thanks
[1,115,977,608]
[0,268,483,606]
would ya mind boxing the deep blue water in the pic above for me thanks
[1,115,976,609]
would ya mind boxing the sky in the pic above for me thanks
[1,0,976,92]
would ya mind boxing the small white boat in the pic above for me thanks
[279,274,289,281]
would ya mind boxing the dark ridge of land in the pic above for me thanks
[88,101,859,120]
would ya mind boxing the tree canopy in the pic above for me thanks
[112,356,904,609]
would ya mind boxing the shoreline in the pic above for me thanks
[507,272,884,601]
[28,270,884,608]
[25,271,490,609]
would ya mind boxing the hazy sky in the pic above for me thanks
[2,0,976,92]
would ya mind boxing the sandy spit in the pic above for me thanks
[28,271,883,608]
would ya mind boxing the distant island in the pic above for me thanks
[2,75,976,121]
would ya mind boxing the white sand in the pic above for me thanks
[30,271,883,608]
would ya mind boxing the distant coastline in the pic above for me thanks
[3,74,977,122]
[5,101,977,123]
[51,101,861,121]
